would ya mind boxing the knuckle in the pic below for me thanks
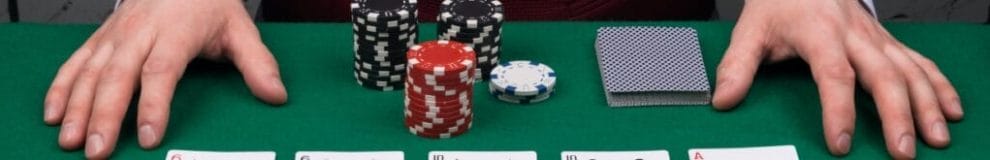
[78,64,104,81]
[98,67,130,84]
[141,60,176,76]
[115,12,148,30]
[915,57,940,70]
[48,81,71,93]
[817,65,856,81]
[869,67,906,85]
[138,100,168,117]
[919,109,945,123]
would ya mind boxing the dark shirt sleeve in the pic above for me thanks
[1,0,10,22]
[261,0,714,22]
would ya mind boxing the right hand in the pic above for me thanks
[713,0,963,159]
[42,0,288,159]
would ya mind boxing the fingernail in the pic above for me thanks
[43,106,55,122]
[952,103,964,117]
[138,125,158,148]
[85,134,105,156]
[716,79,731,90]
[898,135,916,159]
[59,122,75,142]
[932,122,950,142]
[835,133,852,154]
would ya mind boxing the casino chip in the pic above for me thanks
[352,0,420,91]
[436,0,504,80]
[404,40,477,139]
[489,60,556,104]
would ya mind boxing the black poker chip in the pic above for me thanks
[356,78,405,91]
[353,21,419,33]
[439,29,500,40]
[354,67,406,79]
[437,22,500,34]
[444,35,500,46]
[355,54,405,64]
[355,41,414,51]
[355,59,406,71]
[354,32,418,43]
[354,53,407,63]
[353,36,415,47]
[476,50,500,61]
[351,0,419,91]
[355,43,413,54]
[352,13,418,26]
[350,0,417,23]
[353,28,416,36]
[437,0,504,28]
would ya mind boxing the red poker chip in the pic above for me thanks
[405,98,471,111]
[405,103,471,117]
[404,83,474,100]
[405,84,471,98]
[406,72,475,87]
[405,97,471,111]
[405,81,473,97]
[405,88,472,105]
[406,78,473,90]
[405,96,470,109]
[405,90,470,103]
[406,40,476,76]
[404,98,470,112]
[404,113,470,128]
[409,128,469,139]
[404,111,469,123]
[404,101,471,115]
[406,122,471,135]
[406,67,473,79]
[404,113,472,129]
[407,122,472,139]
[406,66,472,79]
[407,118,472,133]
[405,116,472,132]
[407,65,474,75]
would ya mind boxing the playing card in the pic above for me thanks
[295,151,403,160]
[595,26,711,107]
[687,145,798,160]
[428,151,537,160]
[165,149,275,160]
[561,150,670,160]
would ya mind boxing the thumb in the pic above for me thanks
[223,15,288,105]
[712,16,768,111]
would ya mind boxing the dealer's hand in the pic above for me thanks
[713,0,963,159]
[42,0,287,159]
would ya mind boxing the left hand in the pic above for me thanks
[42,0,287,159]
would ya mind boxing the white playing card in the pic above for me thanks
[294,151,404,160]
[165,149,275,160]
[561,150,670,160]
[428,151,537,160]
[687,145,798,160]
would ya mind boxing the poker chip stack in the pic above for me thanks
[352,0,420,91]
[404,40,477,139]
[436,0,504,80]
[489,60,556,104]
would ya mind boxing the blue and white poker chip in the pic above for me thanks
[489,60,556,96]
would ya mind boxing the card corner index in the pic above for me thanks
[295,151,404,160]
[561,150,670,160]
[429,151,537,160]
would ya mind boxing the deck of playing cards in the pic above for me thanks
[594,26,712,107]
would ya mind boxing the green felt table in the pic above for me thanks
[1,22,988,159]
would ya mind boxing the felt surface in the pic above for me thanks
[0,22,987,159]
